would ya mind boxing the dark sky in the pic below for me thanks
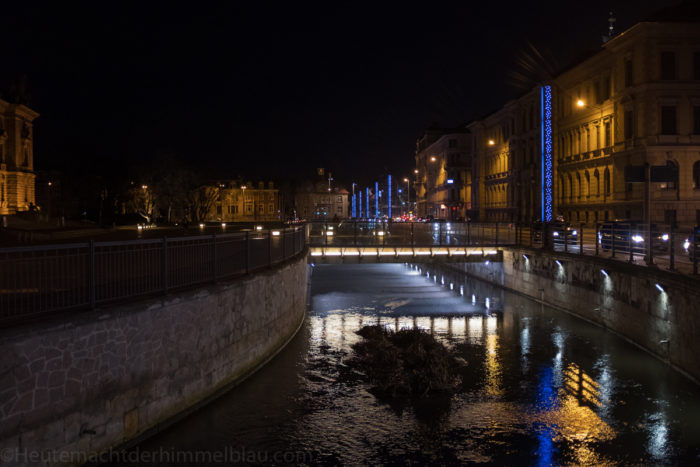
[1,0,674,186]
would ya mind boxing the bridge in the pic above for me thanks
[307,221,510,263]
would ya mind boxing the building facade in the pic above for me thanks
[0,99,39,215]
[294,181,348,220]
[416,9,700,228]
[210,181,280,222]
[414,127,472,220]
[555,19,700,227]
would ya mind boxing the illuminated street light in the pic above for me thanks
[576,99,585,107]
[430,156,436,162]
[414,169,419,174]
[488,139,495,146]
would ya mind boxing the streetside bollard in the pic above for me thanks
[162,236,169,293]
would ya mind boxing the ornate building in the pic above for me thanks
[414,127,472,220]
[210,181,280,222]
[416,5,700,228]
[0,99,39,215]
[554,17,700,227]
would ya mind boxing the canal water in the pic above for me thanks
[113,263,700,466]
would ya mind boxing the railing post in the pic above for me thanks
[611,223,616,258]
[282,228,287,260]
[595,223,599,256]
[693,226,698,275]
[411,221,415,247]
[245,231,250,274]
[669,225,675,271]
[354,221,357,246]
[579,223,584,255]
[467,222,471,245]
[212,234,217,282]
[495,222,499,246]
[163,236,168,293]
[268,230,272,268]
[647,223,654,266]
[564,227,568,253]
[629,224,634,263]
[89,239,96,309]
[439,221,443,246]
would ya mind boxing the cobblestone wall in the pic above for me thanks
[0,255,309,466]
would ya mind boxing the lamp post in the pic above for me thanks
[403,177,410,218]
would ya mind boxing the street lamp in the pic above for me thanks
[430,156,437,162]
[488,139,495,146]
[403,177,410,217]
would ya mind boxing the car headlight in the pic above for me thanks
[552,231,559,237]
[572,230,578,236]
[632,235,644,243]
[684,239,690,250]
[661,234,669,241]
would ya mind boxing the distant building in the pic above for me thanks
[210,180,280,222]
[0,99,39,215]
[293,171,348,220]
[414,127,472,220]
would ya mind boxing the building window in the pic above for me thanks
[268,203,274,213]
[258,204,264,213]
[665,210,677,227]
[246,204,252,213]
[448,139,457,148]
[660,51,676,80]
[624,110,633,140]
[661,106,677,134]
[625,59,633,87]
[694,106,700,134]
[604,121,611,147]
[216,205,222,215]
[337,206,343,213]
[693,161,700,189]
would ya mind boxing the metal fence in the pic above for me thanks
[307,220,517,247]
[0,227,306,325]
[309,219,700,274]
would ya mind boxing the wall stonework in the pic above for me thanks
[0,255,309,466]
[449,249,700,385]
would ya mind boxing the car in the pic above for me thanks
[531,221,578,245]
[598,220,669,253]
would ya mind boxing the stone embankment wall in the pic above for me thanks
[0,255,309,466]
[449,249,700,384]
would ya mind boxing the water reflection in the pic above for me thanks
[112,263,700,466]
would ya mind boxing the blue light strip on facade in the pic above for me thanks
[358,193,361,219]
[541,85,553,222]
[375,181,379,218]
[366,188,370,218]
[387,175,392,219]
[351,194,356,218]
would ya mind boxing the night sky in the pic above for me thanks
[1,1,674,186]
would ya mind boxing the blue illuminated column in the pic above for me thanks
[351,194,356,218]
[358,194,362,219]
[375,182,379,218]
[387,175,392,219]
[366,188,370,218]
[540,85,553,222]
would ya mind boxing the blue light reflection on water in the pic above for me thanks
[535,366,558,467]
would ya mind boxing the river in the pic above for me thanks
[110,263,700,465]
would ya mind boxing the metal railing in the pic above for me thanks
[309,219,700,275]
[0,227,306,325]
[307,220,517,247]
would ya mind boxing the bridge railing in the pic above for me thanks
[307,220,517,247]
[0,226,306,325]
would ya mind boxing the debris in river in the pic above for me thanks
[349,325,465,398]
